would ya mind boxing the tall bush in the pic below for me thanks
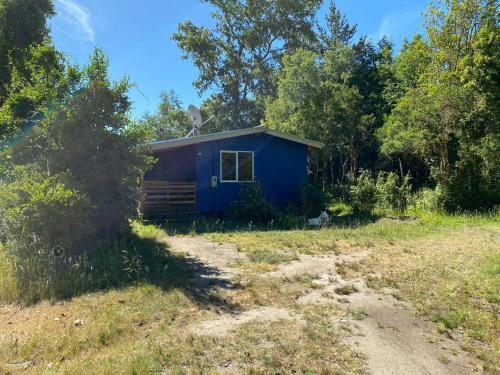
[375,171,412,214]
[0,166,94,302]
[299,184,326,217]
[0,50,152,302]
[349,170,376,213]
[227,182,277,223]
[10,50,152,235]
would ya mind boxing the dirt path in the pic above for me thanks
[298,275,477,375]
[167,236,480,375]
[167,237,246,292]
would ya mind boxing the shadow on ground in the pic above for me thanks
[4,230,241,312]
[95,233,242,312]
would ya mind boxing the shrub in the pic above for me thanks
[0,209,175,303]
[328,201,353,216]
[375,172,412,214]
[326,183,351,203]
[0,51,152,303]
[227,182,277,223]
[0,166,95,303]
[413,187,446,212]
[349,170,376,214]
[273,214,306,229]
[299,184,326,217]
[0,244,17,302]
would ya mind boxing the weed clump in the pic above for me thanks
[334,283,359,295]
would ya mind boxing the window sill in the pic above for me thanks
[220,180,255,183]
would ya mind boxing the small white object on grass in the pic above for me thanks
[73,319,83,326]
[308,211,329,227]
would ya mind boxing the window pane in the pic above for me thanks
[221,152,236,181]
[238,152,253,181]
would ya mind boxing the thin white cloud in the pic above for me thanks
[371,7,422,43]
[377,16,392,40]
[55,0,94,43]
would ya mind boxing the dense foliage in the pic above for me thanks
[0,1,151,302]
[0,51,151,301]
[378,0,499,210]
[172,0,322,131]
[227,182,277,223]
[156,0,499,212]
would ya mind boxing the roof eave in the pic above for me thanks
[150,127,324,151]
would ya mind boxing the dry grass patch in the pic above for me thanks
[205,229,360,256]
[204,212,499,258]
[0,285,205,374]
[246,248,298,265]
[363,227,500,373]
[336,260,363,278]
[334,283,360,295]
[204,212,499,372]
[208,304,365,374]
[1,214,498,373]
[221,274,309,310]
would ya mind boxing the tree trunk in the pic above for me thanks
[441,134,451,186]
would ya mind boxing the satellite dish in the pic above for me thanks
[186,105,203,137]
[186,105,214,137]
[188,105,202,128]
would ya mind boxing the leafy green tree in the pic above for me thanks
[142,90,192,140]
[264,39,388,183]
[383,34,432,106]
[0,0,76,143]
[6,49,151,241]
[172,0,322,130]
[0,43,79,143]
[0,0,54,96]
[317,0,357,52]
[378,0,499,210]
[1,49,152,301]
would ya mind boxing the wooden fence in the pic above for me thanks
[140,180,196,218]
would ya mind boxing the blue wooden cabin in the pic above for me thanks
[141,127,323,218]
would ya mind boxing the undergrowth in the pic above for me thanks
[0,222,186,305]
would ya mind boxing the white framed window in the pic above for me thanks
[220,150,254,182]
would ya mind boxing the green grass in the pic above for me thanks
[328,201,354,216]
[357,219,500,372]
[0,221,189,304]
[402,244,499,370]
[350,308,368,320]
[0,222,365,374]
[1,212,498,373]
[202,211,499,255]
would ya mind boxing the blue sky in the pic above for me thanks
[49,0,428,119]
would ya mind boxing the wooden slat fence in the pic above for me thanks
[140,180,196,217]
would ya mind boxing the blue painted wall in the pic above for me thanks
[145,145,196,181]
[150,133,308,212]
[195,133,308,212]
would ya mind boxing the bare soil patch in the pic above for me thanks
[298,275,479,375]
[167,236,246,292]
[191,306,300,337]
[266,250,371,279]
[167,235,483,375]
